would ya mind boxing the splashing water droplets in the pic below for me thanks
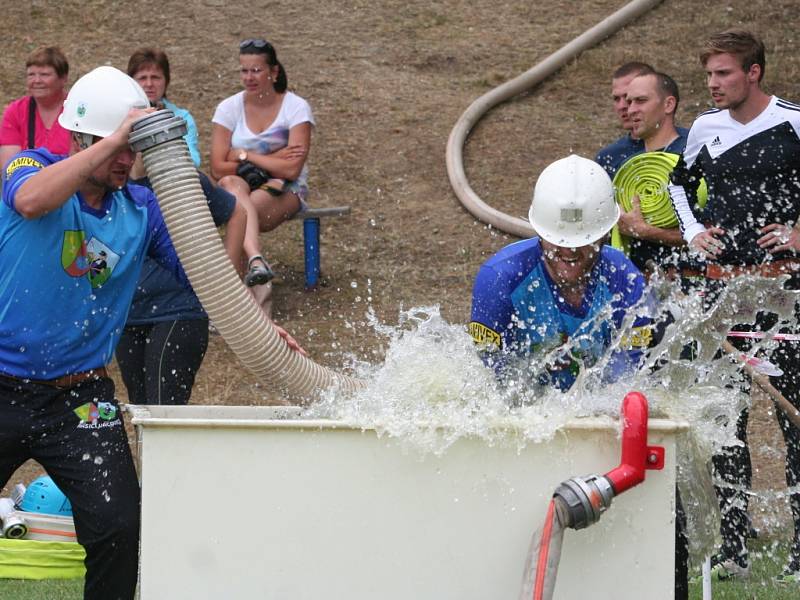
[306,275,800,561]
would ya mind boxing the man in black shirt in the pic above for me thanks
[669,28,800,583]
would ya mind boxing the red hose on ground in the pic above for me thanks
[519,497,566,600]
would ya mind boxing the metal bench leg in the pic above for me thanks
[303,217,321,289]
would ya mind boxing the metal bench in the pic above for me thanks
[291,206,351,288]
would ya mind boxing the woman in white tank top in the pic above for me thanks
[211,38,315,289]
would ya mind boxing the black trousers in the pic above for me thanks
[716,325,800,566]
[0,374,140,600]
[689,273,800,568]
[116,319,209,405]
[675,487,689,599]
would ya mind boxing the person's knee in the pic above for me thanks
[255,192,300,231]
[219,175,249,196]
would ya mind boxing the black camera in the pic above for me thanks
[236,161,271,190]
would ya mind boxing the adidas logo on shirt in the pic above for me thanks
[710,135,722,147]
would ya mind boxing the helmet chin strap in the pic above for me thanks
[74,132,95,150]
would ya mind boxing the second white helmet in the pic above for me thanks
[58,66,149,138]
[528,154,619,248]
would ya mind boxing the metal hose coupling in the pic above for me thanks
[128,110,365,399]
[553,392,665,530]
[128,109,188,151]
[552,474,615,530]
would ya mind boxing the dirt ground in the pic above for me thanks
[2,0,800,538]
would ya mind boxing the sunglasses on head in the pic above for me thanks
[240,39,273,52]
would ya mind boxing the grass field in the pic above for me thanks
[688,541,800,599]
[1,542,798,599]
[0,577,82,599]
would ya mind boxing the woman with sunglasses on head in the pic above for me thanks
[211,38,314,288]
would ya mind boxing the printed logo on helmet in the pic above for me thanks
[76,103,87,118]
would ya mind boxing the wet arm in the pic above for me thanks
[0,145,21,170]
[14,118,139,218]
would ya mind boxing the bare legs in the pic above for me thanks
[222,197,247,275]
[219,175,301,261]
[218,174,302,312]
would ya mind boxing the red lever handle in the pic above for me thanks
[603,391,664,495]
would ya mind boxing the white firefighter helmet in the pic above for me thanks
[58,66,149,138]
[528,154,619,247]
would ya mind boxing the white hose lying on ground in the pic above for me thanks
[446,0,665,237]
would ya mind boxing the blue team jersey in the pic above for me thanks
[0,148,187,379]
[595,128,689,179]
[469,238,652,391]
[595,134,644,179]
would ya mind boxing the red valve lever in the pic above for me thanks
[603,391,664,495]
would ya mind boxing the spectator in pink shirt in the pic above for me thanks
[0,47,71,168]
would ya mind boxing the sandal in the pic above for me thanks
[244,255,274,287]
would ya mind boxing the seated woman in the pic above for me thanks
[0,46,71,168]
[210,38,314,287]
[116,48,247,405]
[128,47,201,168]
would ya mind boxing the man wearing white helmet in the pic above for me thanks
[470,155,691,598]
[469,154,653,391]
[0,66,180,600]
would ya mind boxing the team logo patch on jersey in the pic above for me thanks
[62,230,90,277]
[620,326,653,349]
[85,238,119,288]
[61,232,120,288]
[468,321,502,349]
[74,401,121,430]
[5,156,43,177]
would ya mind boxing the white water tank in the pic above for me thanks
[131,405,685,600]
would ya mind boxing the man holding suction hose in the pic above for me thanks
[0,66,181,600]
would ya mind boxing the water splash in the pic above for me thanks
[307,274,800,564]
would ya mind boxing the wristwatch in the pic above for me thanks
[238,150,247,162]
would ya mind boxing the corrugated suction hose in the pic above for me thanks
[129,110,364,399]
[446,0,666,238]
